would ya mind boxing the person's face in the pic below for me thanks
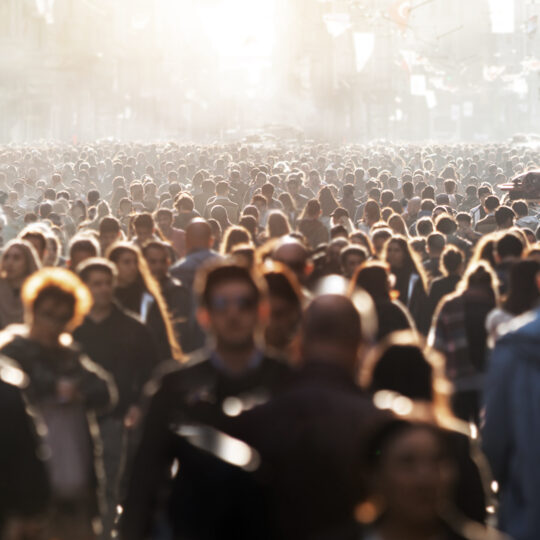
[100,231,119,252]
[343,254,366,279]
[265,296,300,350]
[156,214,172,231]
[206,281,259,348]
[456,220,470,233]
[115,252,139,286]
[386,242,405,269]
[32,298,73,343]
[135,226,153,244]
[86,270,114,310]
[144,247,169,282]
[376,428,455,526]
[2,246,27,281]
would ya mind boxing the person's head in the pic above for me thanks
[68,235,100,271]
[221,226,251,255]
[77,258,118,311]
[301,199,321,220]
[141,240,173,282]
[434,214,457,236]
[365,420,457,529]
[455,212,472,233]
[266,210,290,239]
[352,261,391,301]
[426,232,445,258]
[155,208,174,231]
[107,242,141,286]
[262,262,302,352]
[511,199,528,218]
[363,200,381,225]
[196,262,267,351]
[22,267,92,344]
[388,214,408,237]
[340,245,369,279]
[0,239,41,285]
[458,261,498,304]
[272,237,311,285]
[495,231,524,262]
[440,245,464,277]
[185,218,214,253]
[495,205,516,230]
[503,259,540,315]
[384,236,417,274]
[19,228,47,262]
[174,194,195,214]
[362,332,440,402]
[301,294,363,375]
[371,228,393,257]
[416,217,433,237]
[484,195,500,213]
[133,213,155,244]
[99,216,121,252]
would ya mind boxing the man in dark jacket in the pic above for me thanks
[74,258,160,535]
[143,240,191,351]
[216,293,389,539]
[120,262,291,540]
[0,356,50,537]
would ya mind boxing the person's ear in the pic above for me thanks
[196,307,210,330]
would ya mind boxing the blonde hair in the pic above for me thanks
[22,267,92,332]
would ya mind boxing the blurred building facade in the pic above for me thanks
[1,0,540,142]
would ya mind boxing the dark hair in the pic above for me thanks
[441,245,464,276]
[494,206,516,227]
[133,213,154,231]
[484,195,500,212]
[301,199,321,219]
[503,259,540,315]
[267,211,291,239]
[511,200,528,217]
[197,261,264,309]
[435,214,457,235]
[340,245,368,268]
[427,232,445,254]
[416,217,434,237]
[318,186,339,217]
[99,216,121,235]
[353,261,391,300]
[69,236,100,259]
[368,343,434,401]
[78,257,117,282]
[221,226,251,255]
[496,232,524,259]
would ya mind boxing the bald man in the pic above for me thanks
[219,294,388,538]
[170,218,221,291]
[170,218,223,351]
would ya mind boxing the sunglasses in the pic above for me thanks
[209,295,258,313]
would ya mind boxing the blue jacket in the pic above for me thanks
[482,308,540,540]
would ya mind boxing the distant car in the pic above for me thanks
[499,170,540,200]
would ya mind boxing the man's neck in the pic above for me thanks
[88,303,113,323]
[214,340,257,375]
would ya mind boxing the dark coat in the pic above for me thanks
[120,351,291,540]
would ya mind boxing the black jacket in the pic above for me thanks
[120,350,291,540]
[74,303,160,418]
[216,363,389,540]
[0,356,50,533]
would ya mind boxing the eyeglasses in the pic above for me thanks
[209,295,258,313]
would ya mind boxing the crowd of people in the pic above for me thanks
[0,139,539,539]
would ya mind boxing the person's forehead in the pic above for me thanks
[211,280,253,296]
